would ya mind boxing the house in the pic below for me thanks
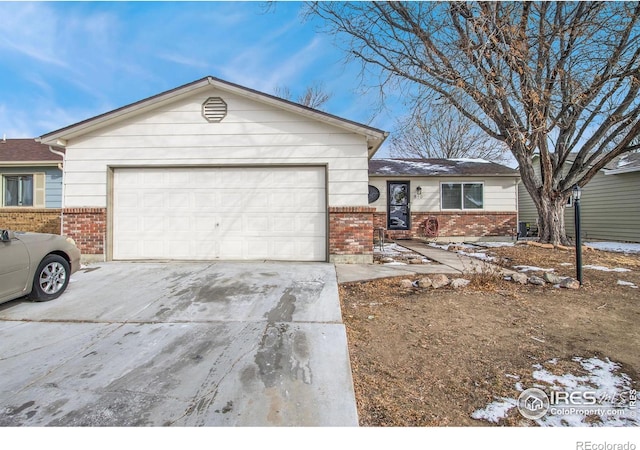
[518,153,640,243]
[0,138,63,234]
[368,158,520,241]
[37,76,388,263]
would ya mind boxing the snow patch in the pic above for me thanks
[450,158,491,164]
[462,251,497,262]
[472,357,639,427]
[513,265,556,273]
[585,242,640,254]
[471,398,517,423]
[473,242,516,248]
[617,280,638,288]
[583,265,631,272]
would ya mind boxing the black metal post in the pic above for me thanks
[574,190,583,285]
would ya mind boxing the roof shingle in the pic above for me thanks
[0,139,62,163]
[369,158,519,176]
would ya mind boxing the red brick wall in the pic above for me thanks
[62,208,106,255]
[329,206,375,259]
[375,211,517,240]
[0,209,62,234]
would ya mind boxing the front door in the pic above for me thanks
[387,181,410,230]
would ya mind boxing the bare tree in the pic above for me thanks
[390,103,509,161]
[274,83,332,110]
[309,1,640,245]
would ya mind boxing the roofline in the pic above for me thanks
[527,152,640,175]
[603,166,640,175]
[37,76,389,153]
[368,173,520,178]
[0,161,61,167]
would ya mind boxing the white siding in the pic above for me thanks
[368,176,518,212]
[63,87,370,208]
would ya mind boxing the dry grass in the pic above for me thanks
[339,244,640,426]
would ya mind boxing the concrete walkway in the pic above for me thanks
[336,240,515,283]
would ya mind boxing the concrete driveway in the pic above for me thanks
[0,261,357,426]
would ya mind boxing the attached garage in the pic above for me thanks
[37,76,387,263]
[112,166,326,261]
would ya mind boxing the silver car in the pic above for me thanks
[0,229,81,304]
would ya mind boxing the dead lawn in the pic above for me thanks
[339,243,639,426]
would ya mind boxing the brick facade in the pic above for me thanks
[62,208,107,255]
[374,211,517,240]
[329,206,375,264]
[0,209,61,234]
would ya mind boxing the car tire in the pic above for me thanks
[30,254,71,302]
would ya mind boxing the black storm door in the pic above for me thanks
[388,181,410,230]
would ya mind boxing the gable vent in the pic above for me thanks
[202,97,227,122]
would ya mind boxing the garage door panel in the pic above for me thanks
[114,167,326,261]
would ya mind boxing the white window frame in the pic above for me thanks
[440,181,485,211]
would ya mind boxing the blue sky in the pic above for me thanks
[0,1,401,156]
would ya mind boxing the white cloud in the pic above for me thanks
[0,3,69,67]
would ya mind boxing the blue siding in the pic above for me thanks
[45,169,63,208]
[0,165,63,208]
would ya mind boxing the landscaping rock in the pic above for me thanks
[560,278,580,289]
[381,257,395,263]
[409,259,423,264]
[528,276,546,286]
[417,277,432,288]
[450,278,471,289]
[431,274,450,289]
[511,272,529,285]
[543,272,563,284]
[399,279,414,289]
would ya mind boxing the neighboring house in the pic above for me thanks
[37,76,388,263]
[518,153,640,243]
[0,138,63,234]
[368,158,520,241]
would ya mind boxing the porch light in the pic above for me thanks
[416,186,422,197]
[572,185,581,201]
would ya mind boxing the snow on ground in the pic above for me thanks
[583,265,631,272]
[513,265,556,272]
[471,357,639,426]
[586,242,640,254]
[617,280,638,288]
[472,242,516,248]
[463,252,497,262]
[375,243,415,256]
[429,243,453,250]
[428,242,500,262]
[470,398,517,423]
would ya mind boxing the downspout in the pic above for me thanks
[48,146,66,235]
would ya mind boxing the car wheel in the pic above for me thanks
[30,254,70,302]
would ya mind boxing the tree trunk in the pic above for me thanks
[535,195,571,246]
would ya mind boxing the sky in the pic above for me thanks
[0,1,402,157]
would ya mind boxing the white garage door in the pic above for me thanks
[113,166,326,261]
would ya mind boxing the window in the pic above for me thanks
[4,175,33,206]
[1,173,45,208]
[441,182,484,210]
